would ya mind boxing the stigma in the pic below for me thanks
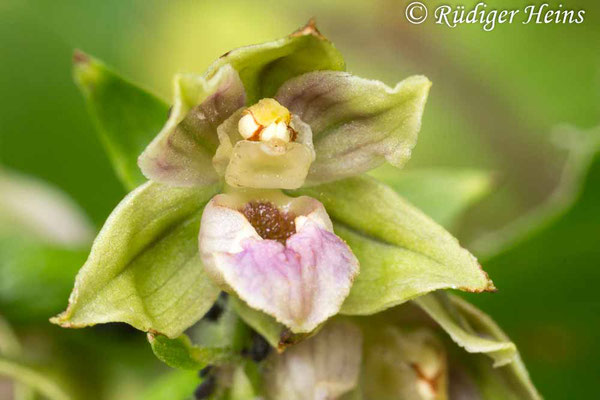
[238,98,296,143]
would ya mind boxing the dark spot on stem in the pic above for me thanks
[204,303,224,321]
[198,365,212,378]
[194,375,216,399]
[242,332,271,362]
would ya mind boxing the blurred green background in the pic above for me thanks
[1,0,599,398]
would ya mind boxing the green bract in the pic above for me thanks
[51,19,540,399]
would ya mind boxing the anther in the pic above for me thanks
[237,98,295,144]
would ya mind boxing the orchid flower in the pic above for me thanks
[130,20,434,333]
[50,19,540,399]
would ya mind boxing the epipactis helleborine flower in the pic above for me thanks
[135,20,430,333]
[49,19,541,400]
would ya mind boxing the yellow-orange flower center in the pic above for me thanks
[238,98,297,143]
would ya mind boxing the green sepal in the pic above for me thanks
[51,181,221,338]
[205,19,345,104]
[415,292,516,367]
[294,176,494,315]
[415,292,541,399]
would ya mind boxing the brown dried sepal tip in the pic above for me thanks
[277,329,309,352]
[291,18,325,39]
[241,201,296,244]
[72,49,90,65]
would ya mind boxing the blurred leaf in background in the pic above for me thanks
[468,126,600,399]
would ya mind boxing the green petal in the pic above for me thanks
[415,292,541,399]
[276,72,430,184]
[148,332,235,370]
[294,176,494,315]
[205,19,345,104]
[51,181,221,338]
[73,51,169,190]
[369,166,493,228]
[138,64,245,187]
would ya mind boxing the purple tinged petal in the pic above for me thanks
[138,64,246,186]
[275,70,431,184]
[217,220,358,333]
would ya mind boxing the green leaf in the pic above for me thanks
[294,176,494,315]
[369,166,493,228]
[415,293,540,399]
[0,358,71,400]
[148,332,234,370]
[467,127,600,398]
[51,181,222,337]
[73,51,169,190]
[205,19,345,104]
